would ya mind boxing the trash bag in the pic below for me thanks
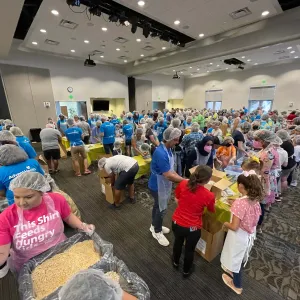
[58,269,123,300]
[18,232,113,300]
[93,256,150,300]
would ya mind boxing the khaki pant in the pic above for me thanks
[71,146,87,161]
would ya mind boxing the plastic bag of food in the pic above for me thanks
[18,232,113,300]
[58,269,123,300]
[93,256,150,300]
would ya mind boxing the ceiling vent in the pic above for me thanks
[44,39,60,46]
[59,19,78,30]
[142,45,155,51]
[90,50,104,56]
[114,37,129,44]
[230,7,252,19]
[278,56,290,60]
[273,50,285,55]
[118,55,129,60]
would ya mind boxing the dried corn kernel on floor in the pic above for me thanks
[1,157,299,300]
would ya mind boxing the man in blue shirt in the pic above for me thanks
[154,117,168,142]
[148,127,184,247]
[65,118,91,176]
[122,120,133,156]
[100,116,115,154]
[57,114,68,135]
[110,115,120,126]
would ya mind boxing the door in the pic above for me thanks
[60,106,68,117]
[153,102,166,110]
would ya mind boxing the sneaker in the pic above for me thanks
[128,197,136,204]
[171,257,179,270]
[222,274,243,294]
[0,262,9,279]
[152,232,170,246]
[110,203,121,210]
[275,198,282,202]
[183,265,195,279]
[257,226,262,234]
[290,181,297,187]
[150,225,170,235]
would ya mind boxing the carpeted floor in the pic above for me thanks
[1,156,299,300]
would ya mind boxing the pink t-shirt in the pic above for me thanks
[0,193,71,246]
[231,197,261,234]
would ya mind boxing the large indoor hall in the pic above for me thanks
[0,1,300,300]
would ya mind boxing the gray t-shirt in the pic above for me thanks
[40,128,61,151]
[78,121,90,137]
[104,155,137,175]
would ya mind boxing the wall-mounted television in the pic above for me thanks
[93,100,109,111]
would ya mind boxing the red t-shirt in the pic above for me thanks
[172,180,215,229]
[0,192,71,246]
[287,114,296,121]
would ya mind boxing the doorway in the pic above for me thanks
[153,101,166,111]
[55,101,88,119]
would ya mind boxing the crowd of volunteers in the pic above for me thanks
[0,106,299,297]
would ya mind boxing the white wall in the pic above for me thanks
[137,74,184,103]
[0,43,129,114]
[184,61,300,111]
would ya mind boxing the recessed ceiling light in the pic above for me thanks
[295,56,299,58]
[162,47,166,50]
[261,11,270,17]
[51,10,59,15]
[32,41,38,45]
[138,1,145,7]
[140,54,144,57]
[290,51,295,54]
[226,68,229,70]
[247,59,251,62]
[199,33,204,38]
[124,60,128,63]
[254,63,258,65]
[180,71,183,74]
[40,29,47,33]
[189,67,192,69]
[136,38,141,42]
[197,68,200,71]
[207,70,210,73]
[116,48,120,51]
[102,27,108,31]
[100,55,104,58]
[173,70,176,72]
[210,63,213,65]
[174,20,180,25]
[217,65,220,67]
[84,40,89,44]
[241,56,245,59]
[287,46,292,50]
[71,49,75,53]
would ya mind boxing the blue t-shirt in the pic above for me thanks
[0,126,3,131]
[57,119,68,133]
[0,159,44,205]
[88,118,97,129]
[123,124,133,141]
[65,127,84,146]
[111,119,120,126]
[154,123,168,142]
[16,136,37,159]
[100,122,115,145]
[183,121,192,129]
[255,115,261,120]
[148,144,172,192]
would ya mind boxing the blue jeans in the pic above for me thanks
[149,189,167,233]
[103,143,114,154]
[233,270,242,288]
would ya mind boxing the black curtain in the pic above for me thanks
[0,73,11,119]
[128,77,136,112]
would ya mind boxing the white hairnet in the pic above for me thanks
[141,143,151,151]
[186,116,193,121]
[163,127,182,142]
[10,127,24,137]
[191,123,200,132]
[9,172,50,193]
[136,127,143,135]
[0,144,28,166]
[171,118,181,129]
[293,117,300,125]
[145,119,155,129]
[276,129,290,142]
[67,118,75,126]
[294,136,300,145]
[127,112,133,118]
[295,125,300,132]
[139,118,145,124]
[0,130,16,142]
[98,157,107,169]
[254,130,282,144]
[96,121,102,127]
[158,117,164,122]
[261,114,269,121]
[58,269,123,300]
[113,141,121,149]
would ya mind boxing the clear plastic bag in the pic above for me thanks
[18,232,113,300]
[93,256,150,300]
[58,269,123,300]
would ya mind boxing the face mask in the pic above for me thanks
[204,145,212,153]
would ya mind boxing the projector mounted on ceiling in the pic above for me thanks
[173,71,180,79]
[224,58,245,70]
[84,55,96,67]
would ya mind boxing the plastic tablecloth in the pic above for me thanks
[61,137,70,150]
[133,156,151,179]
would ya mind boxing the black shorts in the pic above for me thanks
[125,140,132,146]
[43,149,60,160]
[114,163,139,190]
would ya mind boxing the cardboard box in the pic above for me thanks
[38,155,49,174]
[196,214,225,262]
[100,176,124,204]
[189,168,232,199]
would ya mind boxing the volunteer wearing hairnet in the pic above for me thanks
[0,172,95,276]
[57,114,68,135]
[0,130,17,146]
[10,127,37,159]
[100,116,116,154]
[78,116,91,145]
[91,121,102,144]
[145,119,159,153]
[0,145,44,206]
[98,155,139,209]
[131,128,146,157]
[148,127,184,246]
[154,117,168,142]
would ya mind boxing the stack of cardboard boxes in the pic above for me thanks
[189,167,232,262]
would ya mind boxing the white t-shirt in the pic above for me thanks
[276,147,288,167]
[104,155,137,174]
[294,145,300,163]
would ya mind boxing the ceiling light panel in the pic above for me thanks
[59,19,78,30]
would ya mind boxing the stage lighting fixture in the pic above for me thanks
[84,55,96,67]
[109,13,119,22]
[67,0,80,6]
[178,41,186,48]
[160,32,170,42]
[150,31,158,38]
[119,11,127,25]
[131,16,138,34]
[143,23,151,38]
[238,65,244,70]
[89,6,101,17]
[172,71,180,79]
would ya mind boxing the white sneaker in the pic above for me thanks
[290,181,297,187]
[152,232,170,246]
[0,262,9,279]
[149,225,170,234]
